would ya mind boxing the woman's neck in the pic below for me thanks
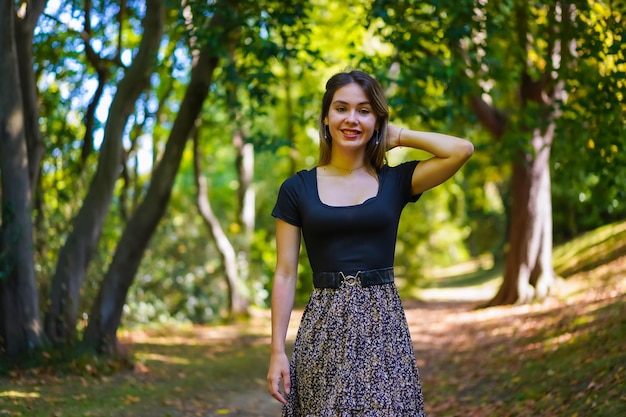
[328,161,364,173]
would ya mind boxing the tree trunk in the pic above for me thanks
[15,0,47,196]
[488,125,554,305]
[235,131,255,242]
[0,0,45,360]
[194,130,250,319]
[482,2,574,306]
[235,133,255,307]
[82,17,228,353]
[471,84,559,307]
[44,0,165,345]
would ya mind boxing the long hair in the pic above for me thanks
[318,70,389,172]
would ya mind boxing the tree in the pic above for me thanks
[192,128,250,318]
[369,0,625,305]
[0,0,48,361]
[469,2,576,305]
[82,0,314,351]
[44,0,166,345]
[82,0,242,353]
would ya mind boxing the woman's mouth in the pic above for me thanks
[342,129,361,138]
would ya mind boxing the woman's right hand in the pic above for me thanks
[267,351,291,404]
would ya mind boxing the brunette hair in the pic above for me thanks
[318,70,389,172]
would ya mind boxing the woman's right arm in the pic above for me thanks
[267,218,301,404]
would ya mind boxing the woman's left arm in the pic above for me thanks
[387,125,474,195]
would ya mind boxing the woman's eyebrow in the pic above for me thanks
[332,100,372,106]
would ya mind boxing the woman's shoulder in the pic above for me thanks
[379,160,422,202]
[279,167,316,189]
[381,160,419,175]
[288,167,316,180]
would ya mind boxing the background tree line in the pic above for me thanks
[0,0,624,365]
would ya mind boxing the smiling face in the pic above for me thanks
[318,71,389,170]
[324,82,378,150]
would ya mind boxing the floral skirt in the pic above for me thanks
[281,282,426,417]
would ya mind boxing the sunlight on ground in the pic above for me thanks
[120,309,276,346]
[552,221,626,275]
[416,255,501,302]
[416,283,499,302]
[0,390,40,399]
[427,254,495,278]
[136,352,190,365]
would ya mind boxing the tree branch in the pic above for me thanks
[469,95,507,139]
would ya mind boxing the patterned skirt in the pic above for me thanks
[281,281,426,417]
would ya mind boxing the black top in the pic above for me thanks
[272,161,421,273]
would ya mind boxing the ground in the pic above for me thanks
[1,255,625,416]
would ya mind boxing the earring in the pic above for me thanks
[324,125,330,141]
[374,130,380,146]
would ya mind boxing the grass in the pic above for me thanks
[552,221,626,277]
[1,221,625,416]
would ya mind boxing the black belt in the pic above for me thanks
[313,267,395,288]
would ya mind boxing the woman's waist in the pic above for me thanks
[312,267,394,288]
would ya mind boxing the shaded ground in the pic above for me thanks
[1,256,625,416]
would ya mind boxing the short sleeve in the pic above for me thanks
[395,160,422,203]
[271,174,303,227]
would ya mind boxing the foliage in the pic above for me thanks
[367,0,626,244]
[550,1,626,242]
[2,0,623,357]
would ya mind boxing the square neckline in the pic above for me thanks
[313,167,382,208]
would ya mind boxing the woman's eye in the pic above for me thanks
[359,109,371,114]
[335,107,346,112]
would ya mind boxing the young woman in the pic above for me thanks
[267,70,474,416]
